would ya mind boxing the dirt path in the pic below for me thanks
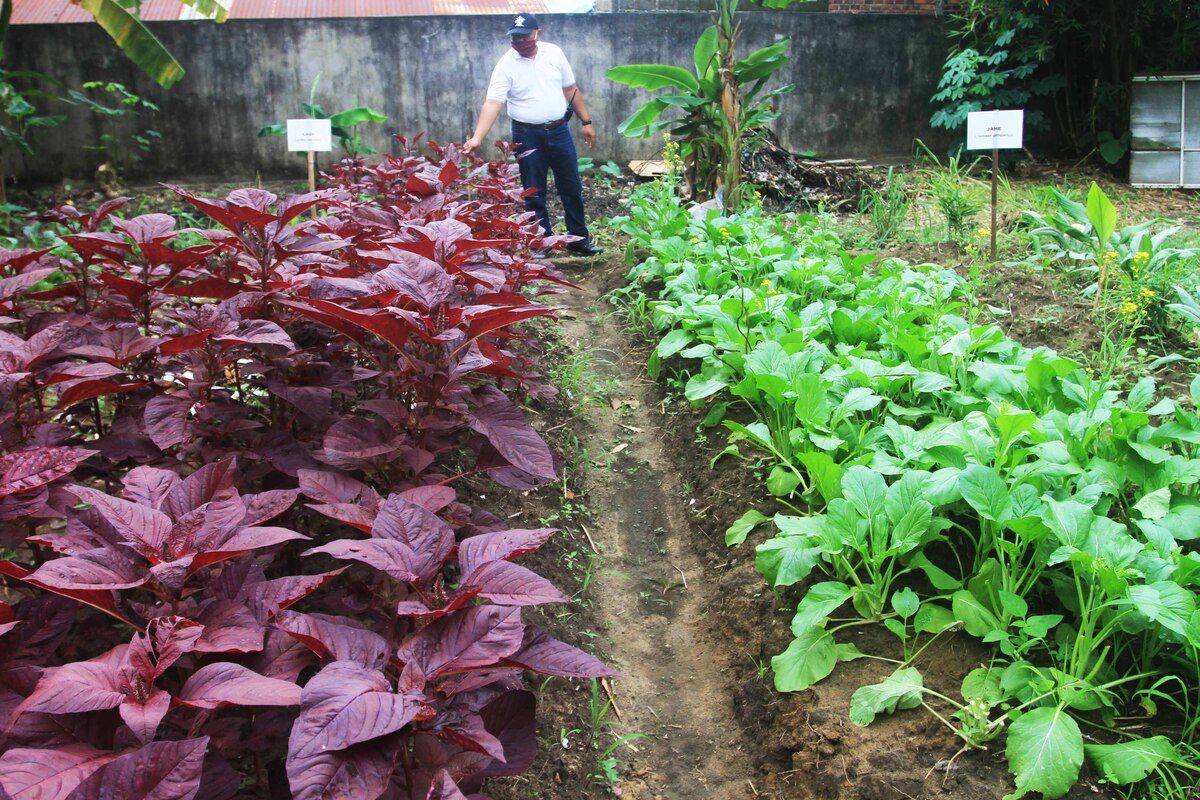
[555,275,761,800]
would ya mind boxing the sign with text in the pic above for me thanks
[967,109,1024,151]
[286,118,332,152]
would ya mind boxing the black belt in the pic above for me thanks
[513,117,568,130]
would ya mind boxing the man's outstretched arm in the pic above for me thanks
[464,99,504,154]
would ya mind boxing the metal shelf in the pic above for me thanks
[1130,74,1200,188]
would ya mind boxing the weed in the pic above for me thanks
[858,167,912,246]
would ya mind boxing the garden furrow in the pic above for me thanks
[557,278,760,800]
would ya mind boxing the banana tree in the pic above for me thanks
[68,0,230,89]
[608,0,794,209]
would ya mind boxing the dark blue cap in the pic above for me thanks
[507,12,539,35]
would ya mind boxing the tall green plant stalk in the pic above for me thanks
[715,0,742,211]
[608,0,795,211]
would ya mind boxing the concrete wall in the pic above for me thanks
[7,13,946,182]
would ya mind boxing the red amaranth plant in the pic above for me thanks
[0,141,611,800]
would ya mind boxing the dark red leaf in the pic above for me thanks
[28,549,148,591]
[121,466,180,510]
[425,769,469,800]
[306,502,376,533]
[0,267,56,301]
[370,495,454,582]
[459,560,568,607]
[215,319,295,350]
[18,647,127,715]
[245,569,345,619]
[297,469,381,507]
[193,601,265,654]
[65,737,210,800]
[457,528,555,576]
[285,738,395,800]
[275,611,389,669]
[54,380,145,410]
[158,329,213,356]
[475,691,537,779]
[398,485,456,513]
[189,526,308,573]
[0,448,95,500]
[240,489,298,527]
[0,560,133,625]
[69,486,172,561]
[303,539,419,582]
[143,394,195,451]
[177,662,299,709]
[289,661,420,758]
[468,397,555,481]
[162,460,238,519]
[396,606,523,679]
[297,299,415,351]
[118,689,170,744]
[0,744,121,800]
[501,626,617,678]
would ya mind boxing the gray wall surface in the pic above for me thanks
[8,13,945,182]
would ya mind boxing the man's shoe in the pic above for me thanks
[565,240,603,256]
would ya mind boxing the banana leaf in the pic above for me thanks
[693,26,718,81]
[329,107,387,127]
[607,64,700,94]
[617,98,670,138]
[178,0,229,22]
[75,0,184,88]
[735,40,790,83]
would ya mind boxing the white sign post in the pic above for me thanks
[286,118,333,197]
[967,109,1024,261]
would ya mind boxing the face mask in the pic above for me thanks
[512,38,538,58]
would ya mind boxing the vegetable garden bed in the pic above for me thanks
[0,142,616,800]
[603,170,1200,799]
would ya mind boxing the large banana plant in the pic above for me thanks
[608,7,793,207]
[69,0,230,89]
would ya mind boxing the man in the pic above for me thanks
[463,13,602,256]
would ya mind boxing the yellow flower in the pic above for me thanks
[1140,288,1155,298]
[1121,300,1139,315]
[1134,251,1151,263]
[1103,250,1119,263]
[760,278,773,288]
[975,227,991,239]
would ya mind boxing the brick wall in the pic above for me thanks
[829,0,948,13]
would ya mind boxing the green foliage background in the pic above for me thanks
[933,0,1200,159]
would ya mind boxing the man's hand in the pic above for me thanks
[582,123,596,149]
[463,135,483,155]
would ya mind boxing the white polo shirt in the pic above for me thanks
[486,42,576,126]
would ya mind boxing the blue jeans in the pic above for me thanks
[511,121,590,241]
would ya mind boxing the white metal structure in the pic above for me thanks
[1130,73,1200,188]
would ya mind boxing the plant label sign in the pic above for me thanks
[966,109,1024,151]
[286,118,332,152]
